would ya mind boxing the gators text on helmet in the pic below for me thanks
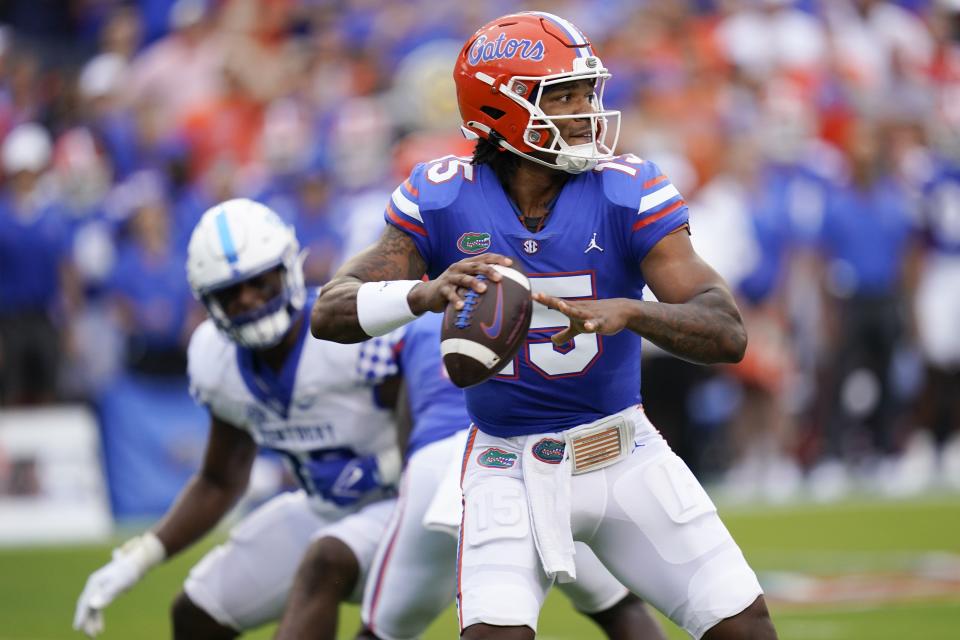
[454,11,621,174]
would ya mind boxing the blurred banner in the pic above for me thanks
[0,406,111,545]
[97,374,207,520]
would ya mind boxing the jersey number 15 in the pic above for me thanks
[498,273,600,379]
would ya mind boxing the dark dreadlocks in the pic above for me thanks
[470,132,520,186]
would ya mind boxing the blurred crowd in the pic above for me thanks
[1,0,959,502]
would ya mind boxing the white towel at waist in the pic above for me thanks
[522,434,576,583]
[520,405,651,583]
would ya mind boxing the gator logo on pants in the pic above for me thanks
[477,447,517,468]
[531,438,565,464]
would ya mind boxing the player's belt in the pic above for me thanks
[564,412,635,475]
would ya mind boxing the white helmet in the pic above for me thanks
[186,198,306,349]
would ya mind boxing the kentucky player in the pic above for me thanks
[311,12,775,640]
[74,199,402,639]
[356,311,667,640]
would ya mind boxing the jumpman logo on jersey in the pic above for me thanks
[584,232,604,253]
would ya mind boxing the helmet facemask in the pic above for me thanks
[200,250,307,350]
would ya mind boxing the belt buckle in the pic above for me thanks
[565,414,634,475]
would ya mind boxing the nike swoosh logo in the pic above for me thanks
[480,282,504,339]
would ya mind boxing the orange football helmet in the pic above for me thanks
[454,11,620,173]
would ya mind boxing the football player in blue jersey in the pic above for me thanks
[74,199,403,639]
[311,12,775,640]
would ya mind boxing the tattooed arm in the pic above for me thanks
[311,226,423,343]
[631,229,746,363]
[311,225,514,343]
[534,230,746,364]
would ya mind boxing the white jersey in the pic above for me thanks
[187,305,402,508]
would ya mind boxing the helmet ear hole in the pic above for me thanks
[481,106,506,120]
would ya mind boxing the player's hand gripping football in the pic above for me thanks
[73,533,165,637]
[533,294,634,345]
[408,253,515,314]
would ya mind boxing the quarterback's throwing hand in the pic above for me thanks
[533,293,633,345]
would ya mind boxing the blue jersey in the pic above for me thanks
[818,176,916,296]
[399,312,472,458]
[0,195,68,312]
[385,154,689,437]
[739,163,829,304]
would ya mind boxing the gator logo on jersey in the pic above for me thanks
[531,438,565,464]
[458,232,491,254]
[468,34,545,66]
[477,447,518,468]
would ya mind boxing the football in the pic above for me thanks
[440,264,533,388]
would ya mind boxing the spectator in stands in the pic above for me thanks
[0,123,72,404]
[823,0,934,96]
[715,0,827,83]
[289,172,342,286]
[688,134,803,501]
[98,4,142,62]
[811,118,919,499]
[123,0,225,138]
[51,126,126,400]
[179,56,265,182]
[78,53,139,181]
[106,171,200,377]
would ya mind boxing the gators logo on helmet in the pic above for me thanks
[453,11,621,174]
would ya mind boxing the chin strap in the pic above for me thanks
[497,137,596,174]
[465,120,600,174]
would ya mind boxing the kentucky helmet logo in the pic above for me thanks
[531,438,565,464]
[468,34,545,65]
[477,447,518,469]
[458,231,492,254]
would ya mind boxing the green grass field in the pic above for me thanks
[2,496,958,639]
